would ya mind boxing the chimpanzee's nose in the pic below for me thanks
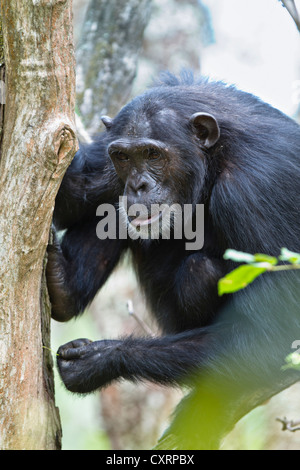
[127,177,149,196]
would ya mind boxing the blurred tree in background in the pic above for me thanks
[75,0,152,135]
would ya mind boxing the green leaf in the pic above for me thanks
[279,248,300,265]
[218,265,267,296]
[223,249,255,263]
[281,352,300,371]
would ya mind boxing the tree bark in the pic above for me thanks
[0,0,77,450]
[76,0,152,134]
[0,16,5,157]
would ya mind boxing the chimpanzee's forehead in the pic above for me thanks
[112,101,179,139]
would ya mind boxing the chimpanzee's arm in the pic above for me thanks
[53,137,120,230]
[56,330,213,393]
[47,219,127,322]
[56,268,299,393]
[48,136,125,321]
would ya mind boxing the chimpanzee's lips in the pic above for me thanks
[129,211,162,227]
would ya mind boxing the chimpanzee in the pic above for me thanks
[48,72,300,449]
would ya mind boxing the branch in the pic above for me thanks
[281,0,300,33]
[276,417,300,432]
[127,299,155,337]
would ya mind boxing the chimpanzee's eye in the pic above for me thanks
[116,152,129,162]
[111,152,130,167]
[147,148,161,160]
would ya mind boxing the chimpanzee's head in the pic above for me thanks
[102,87,220,237]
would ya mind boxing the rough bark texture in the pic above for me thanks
[0,17,5,157]
[0,0,77,450]
[76,0,152,134]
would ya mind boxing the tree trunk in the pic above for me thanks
[0,17,4,156]
[76,0,152,134]
[0,0,77,450]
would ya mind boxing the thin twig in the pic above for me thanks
[281,0,300,33]
[276,417,300,432]
[127,299,155,337]
[269,264,300,271]
[42,345,59,357]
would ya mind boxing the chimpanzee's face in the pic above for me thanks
[108,137,181,237]
[109,137,174,207]
[103,95,220,236]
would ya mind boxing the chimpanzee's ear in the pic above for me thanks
[189,112,220,149]
[101,116,114,130]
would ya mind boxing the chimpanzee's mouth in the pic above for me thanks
[129,211,162,227]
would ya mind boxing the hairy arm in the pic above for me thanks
[48,135,125,321]
[56,262,300,392]
[53,136,120,230]
[47,218,126,322]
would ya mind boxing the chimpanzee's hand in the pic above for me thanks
[57,338,121,394]
[47,232,78,322]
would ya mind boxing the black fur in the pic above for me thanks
[48,73,300,448]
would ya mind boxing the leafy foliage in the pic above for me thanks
[218,248,300,296]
